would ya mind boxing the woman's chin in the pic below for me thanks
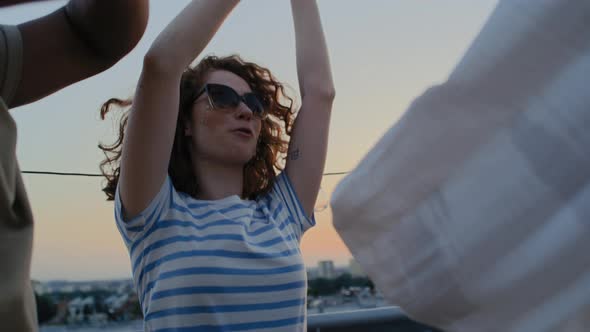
[224,152,256,166]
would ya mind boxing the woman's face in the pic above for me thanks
[185,70,263,166]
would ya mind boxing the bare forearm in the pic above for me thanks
[0,0,52,8]
[65,0,149,62]
[145,0,239,75]
[291,0,334,98]
[10,0,148,107]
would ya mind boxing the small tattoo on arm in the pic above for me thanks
[288,148,301,161]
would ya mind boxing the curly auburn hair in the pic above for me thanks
[99,55,296,201]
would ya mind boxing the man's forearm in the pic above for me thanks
[8,0,148,107]
[65,0,149,61]
[0,0,52,8]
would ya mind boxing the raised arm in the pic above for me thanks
[11,0,149,107]
[119,0,240,219]
[0,0,52,8]
[285,0,335,217]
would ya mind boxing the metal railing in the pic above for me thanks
[307,306,443,332]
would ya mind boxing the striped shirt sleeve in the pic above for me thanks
[114,177,172,246]
[270,172,316,241]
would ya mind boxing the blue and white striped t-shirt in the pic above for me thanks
[114,172,315,332]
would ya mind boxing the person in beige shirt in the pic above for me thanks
[0,1,148,331]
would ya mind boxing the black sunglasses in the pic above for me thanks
[194,83,267,119]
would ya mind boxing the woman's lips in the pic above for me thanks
[231,128,254,138]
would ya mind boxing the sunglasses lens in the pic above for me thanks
[208,84,239,109]
[205,84,266,118]
[244,94,266,117]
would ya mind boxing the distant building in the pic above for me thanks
[334,266,349,276]
[318,260,336,279]
[79,284,94,292]
[105,294,129,315]
[307,268,319,280]
[60,285,77,293]
[117,280,134,294]
[32,280,47,295]
[67,296,95,324]
[349,258,366,277]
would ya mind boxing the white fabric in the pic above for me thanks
[330,1,590,331]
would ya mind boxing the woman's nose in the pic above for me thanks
[235,101,253,120]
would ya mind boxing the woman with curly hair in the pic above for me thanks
[99,1,334,330]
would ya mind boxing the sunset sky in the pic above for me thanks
[2,0,497,281]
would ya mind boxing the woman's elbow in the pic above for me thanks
[305,86,336,104]
[322,87,336,102]
[141,49,183,77]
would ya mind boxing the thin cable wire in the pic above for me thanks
[21,171,103,177]
[322,171,349,176]
[21,170,350,177]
